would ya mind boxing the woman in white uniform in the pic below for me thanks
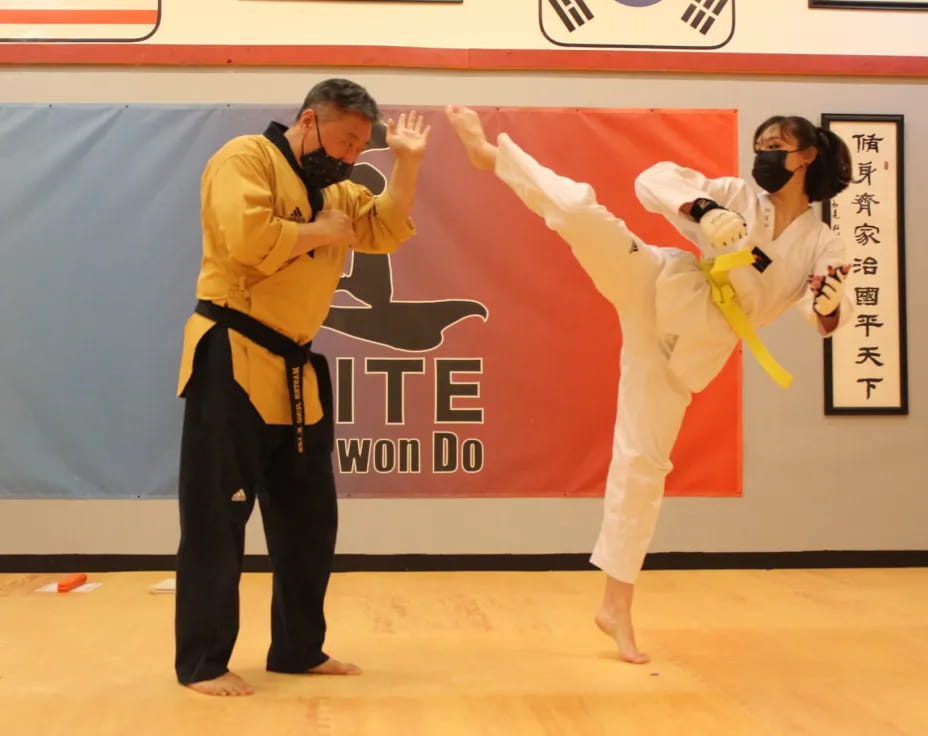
[445,105,852,663]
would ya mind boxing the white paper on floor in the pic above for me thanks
[35,583,103,593]
[149,578,176,594]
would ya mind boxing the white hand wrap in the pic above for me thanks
[814,269,847,317]
[698,208,748,249]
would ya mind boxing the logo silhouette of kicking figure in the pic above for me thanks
[323,121,488,351]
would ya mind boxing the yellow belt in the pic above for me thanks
[698,250,793,389]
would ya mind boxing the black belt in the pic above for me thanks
[195,299,327,454]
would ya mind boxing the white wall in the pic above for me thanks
[0,67,925,556]
[10,0,928,56]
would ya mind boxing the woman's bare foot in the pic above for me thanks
[307,657,362,676]
[444,105,498,171]
[186,671,255,696]
[595,576,650,664]
[594,611,650,664]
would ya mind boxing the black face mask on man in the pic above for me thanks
[751,149,804,194]
[299,119,353,189]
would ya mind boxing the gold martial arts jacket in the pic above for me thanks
[177,125,415,425]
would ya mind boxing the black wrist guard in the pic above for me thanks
[689,197,723,223]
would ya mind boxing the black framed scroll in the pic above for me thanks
[821,114,908,415]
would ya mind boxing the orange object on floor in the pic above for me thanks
[57,573,87,592]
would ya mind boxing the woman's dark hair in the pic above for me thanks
[753,115,851,202]
[296,78,380,123]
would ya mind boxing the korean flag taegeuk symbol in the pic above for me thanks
[540,0,734,49]
[0,0,160,42]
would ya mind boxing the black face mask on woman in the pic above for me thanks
[751,149,798,193]
[300,122,353,189]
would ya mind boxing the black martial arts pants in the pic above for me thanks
[174,326,337,684]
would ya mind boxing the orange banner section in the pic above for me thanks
[321,106,741,499]
[0,10,157,24]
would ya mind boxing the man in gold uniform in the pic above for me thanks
[174,79,430,696]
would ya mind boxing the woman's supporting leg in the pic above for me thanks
[591,323,692,663]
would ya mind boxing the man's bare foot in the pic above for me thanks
[444,105,498,171]
[307,657,362,676]
[595,611,650,664]
[186,671,255,696]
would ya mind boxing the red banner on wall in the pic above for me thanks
[315,106,740,498]
[0,1,160,42]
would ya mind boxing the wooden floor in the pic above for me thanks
[1,568,927,735]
